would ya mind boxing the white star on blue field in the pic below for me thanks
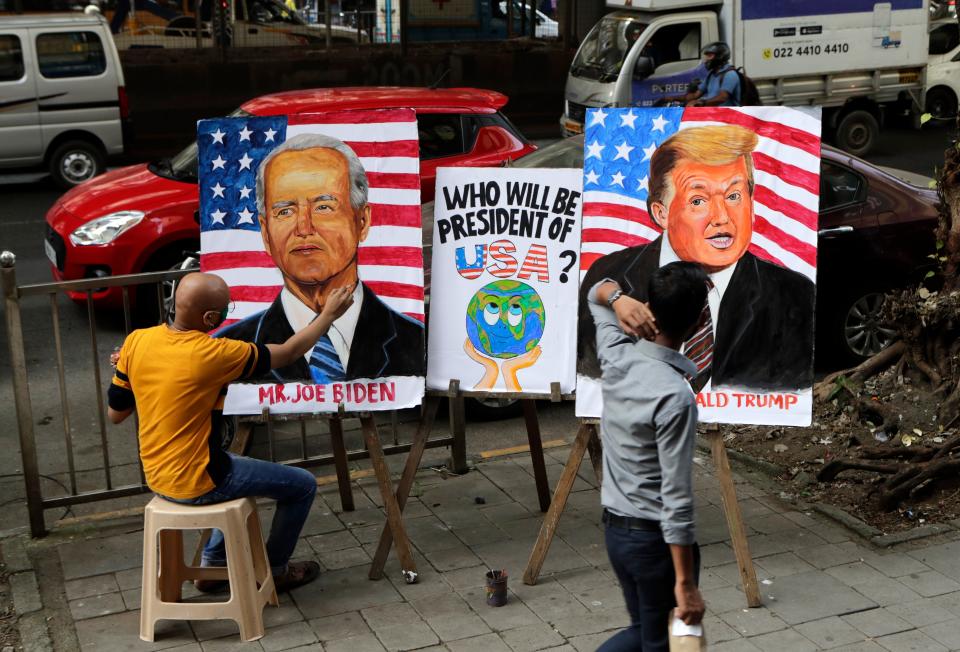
[583,107,684,204]
[198,117,288,233]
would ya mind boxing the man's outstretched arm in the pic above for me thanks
[266,285,355,369]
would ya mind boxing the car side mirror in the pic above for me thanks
[952,49,960,62]
[633,56,654,80]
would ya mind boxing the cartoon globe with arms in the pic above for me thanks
[466,280,545,359]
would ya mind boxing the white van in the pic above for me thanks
[927,18,960,119]
[0,13,127,188]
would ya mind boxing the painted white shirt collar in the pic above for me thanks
[280,283,364,369]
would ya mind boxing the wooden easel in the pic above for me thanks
[522,419,762,608]
[192,406,424,581]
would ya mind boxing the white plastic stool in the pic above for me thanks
[139,496,278,642]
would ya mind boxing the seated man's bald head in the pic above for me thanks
[174,272,231,331]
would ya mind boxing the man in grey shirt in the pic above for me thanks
[590,261,707,651]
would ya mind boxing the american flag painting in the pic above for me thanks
[576,106,821,427]
[197,109,425,415]
[198,109,424,327]
[580,106,820,282]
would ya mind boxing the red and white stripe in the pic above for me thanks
[581,106,820,283]
[201,109,425,326]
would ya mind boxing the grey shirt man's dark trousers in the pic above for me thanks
[598,516,701,652]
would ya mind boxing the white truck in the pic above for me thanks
[561,0,930,156]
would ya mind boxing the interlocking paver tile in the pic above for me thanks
[746,628,818,651]
[710,639,762,651]
[65,573,121,601]
[756,552,816,578]
[569,582,624,613]
[75,610,195,651]
[69,592,126,621]
[59,532,144,580]
[885,597,958,628]
[829,642,887,652]
[373,622,440,652]
[851,576,921,606]
[921,619,960,649]
[794,542,866,569]
[307,530,360,553]
[498,623,565,652]
[323,633,386,652]
[794,616,868,650]
[362,602,422,630]
[308,611,370,642]
[459,586,543,631]
[860,552,931,579]
[875,629,948,652]
[550,611,629,638]
[410,593,489,642]
[719,607,789,636]
[291,565,402,619]
[521,591,590,622]
[826,562,890,587]
[767,570,877,625]
[701,615,740,644]
[317,546,370,570]
[199,635,263,651]
[896,570,960,598]
[566,632,613,652]
[446,632,511,652]
[703,586,752,614]
[260,622,318,652]
[842,607,914,638]
[906,540,960,582]
[423,544,483,572]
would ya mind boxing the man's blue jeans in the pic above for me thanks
[598,522,701,652]
[161,454,317,576]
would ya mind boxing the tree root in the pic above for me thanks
[879,459,960,511]
[814,342,906,403]
[817,459,901,482]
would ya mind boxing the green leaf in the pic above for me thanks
[925,271,935,279]
[929,180,938,188]
[936,240,944,250]
[921,112,933,125]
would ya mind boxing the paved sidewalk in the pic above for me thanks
[4,439,960,652]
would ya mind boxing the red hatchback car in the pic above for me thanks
[44,87,535,308]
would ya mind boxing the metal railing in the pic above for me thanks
[2,251,457,537]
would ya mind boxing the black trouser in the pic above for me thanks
[598,512,700,652]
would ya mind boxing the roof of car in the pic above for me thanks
[241,87,509,116]
[1,12,109,27]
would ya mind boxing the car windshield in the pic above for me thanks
[249,0,304,25]
[158,108,253,182]
[512,135,584,168]
[571,14,647,83]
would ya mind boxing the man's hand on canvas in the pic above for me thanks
[612,295,658,340]
[320,285,355,321]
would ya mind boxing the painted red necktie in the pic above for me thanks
[684,280,714,391]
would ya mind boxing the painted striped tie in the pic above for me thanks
[309,335,346,384]
[684,282,714,391]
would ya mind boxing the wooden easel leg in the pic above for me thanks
[585,425,603,485]
[521,400,551,512]
[369,396,440,580]
[522,422,594,585]
[448,380,468,474]
[708,429,762,608]
[360,415,417,578]
[329,416,355,512]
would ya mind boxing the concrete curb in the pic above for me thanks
[2,536,54,652]
[696,440,957,547]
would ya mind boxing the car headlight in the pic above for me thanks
[69,211,145,246]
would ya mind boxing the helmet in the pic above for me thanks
[701,41,731,71]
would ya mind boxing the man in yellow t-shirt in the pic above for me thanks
[108,272,353,593]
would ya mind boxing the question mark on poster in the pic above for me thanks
[558,250,577,283]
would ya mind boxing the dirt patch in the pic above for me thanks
[728,367,959,535]
[0,549,22,651]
